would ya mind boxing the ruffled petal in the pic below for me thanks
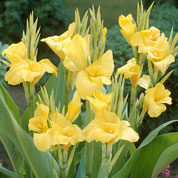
[34,132,51,152]
[137,75,150,89]
[76,70,103,99]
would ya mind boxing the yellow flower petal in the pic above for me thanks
[2,42,27,63]
[137,75,150,89]
[131,26,160,52]
[76,70,103,99]
[119,14,136,44]
[154,54,175,73]
[66,91,82,122]
[118,123,139,143]
[34,132,51,152]
[87,90,112,113]
[86,50,114,85]
[41,23,75,60]
[63,34,89,71]
[28,103,49,133]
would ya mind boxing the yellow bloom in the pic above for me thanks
[29,92,83,152]
[146,34,175,73]
[116,58,141,89]
[87,90,112,113]
[131,26,160,53]
[118,14,137,44]
[28,102,49,133]
[83,110,139,144]
[131,27,175,73]
[49,112,84,146]
[2,42,57,86]
[41,22,75,60]
[144,83,172,117]
[64,34,114,99]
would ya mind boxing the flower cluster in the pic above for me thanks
[28,92,83,152]
[1,3,177,178]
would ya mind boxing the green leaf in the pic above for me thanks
[130,133,178,178]
[111,120,178,178]
[0,94,59,178]
[91,142,102,178]
[151,143,178,178]
[76,154,85,178]
[0,130,25,175]
[139,120,178,148]
[0,83,20,124]
[0,166,21,178]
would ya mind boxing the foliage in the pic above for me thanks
[0,0,72,43]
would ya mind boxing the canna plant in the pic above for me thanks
[0,1,178,178]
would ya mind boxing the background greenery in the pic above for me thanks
[0,0,177,138]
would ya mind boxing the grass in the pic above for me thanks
[65,0,137,29]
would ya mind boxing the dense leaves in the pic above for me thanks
[0,0,72,43]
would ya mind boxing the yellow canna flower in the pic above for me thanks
[83,110,139,144]
[29,91,83,152]
[131,26,160,53]
[116,58,141,89]
[131,27,175,73]
[49,112,84,146]
[144,83,172,117]
[2,42,57,86]
[87,90,112,113]
[28,102,49,133]
[118,14,137,44]
[63,34,114,99]
[146,34,175,73]
[41,22,75,60]
[65,91,83,122]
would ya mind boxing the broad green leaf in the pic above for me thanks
[111,133,178,178]
[0,166,21,178]
[0,83,20,124]
[0,130,25,175]
[151,143,178,178]
[91,142,102,178]
[76,154,85,178]
[139,120,178,148]
[130,133,178,178]
[0,94,59,178]
[111,120,178,178]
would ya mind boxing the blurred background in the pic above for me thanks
[0,0,178,176]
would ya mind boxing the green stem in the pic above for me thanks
[129,88,137,129]
[63,67,69,113]
[85,101,94,177]
[136,109,146,128]
[23,82,35,119]
[97,143,108,178]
